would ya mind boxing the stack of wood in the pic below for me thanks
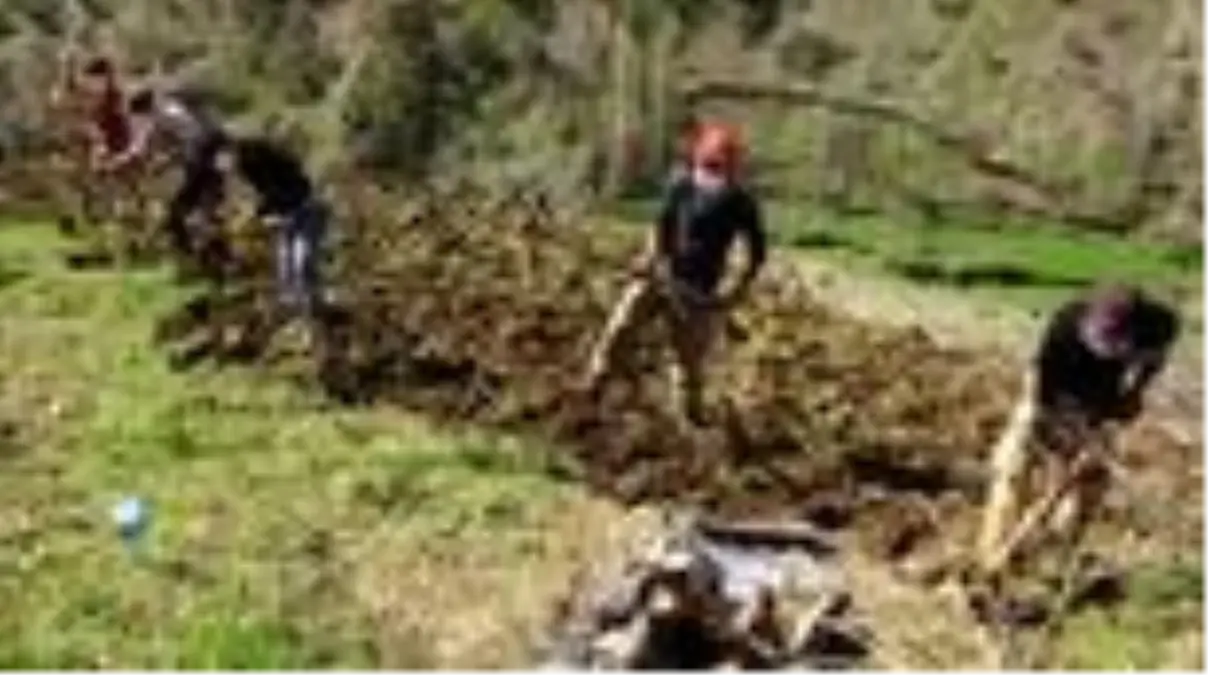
[539,514,871,670]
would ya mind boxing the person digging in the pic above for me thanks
[580,122,767,426]
[108,86,229,274]
[55,54,147,230]
[213,134,332,322]
[977,283,1180,581]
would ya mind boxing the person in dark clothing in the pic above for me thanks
[218,136,330,316]
[106,86,328,313]
[111,87,228,259]
[583,122,767,424]
[1035,287,1179,428]
[979,283,1180,572]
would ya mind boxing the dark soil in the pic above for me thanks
[56,179,1197,566]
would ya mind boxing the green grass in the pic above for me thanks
[1052,558,1204,669]
[611,198,1202,322]
[0,219,1200,669]
[0,222,608,668]
[791,211,1197,319]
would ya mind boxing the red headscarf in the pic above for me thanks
[690,121,743,175]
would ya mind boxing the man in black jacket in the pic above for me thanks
[217,135,330,316]
[582,122,767,425]
[979,283,1180,572]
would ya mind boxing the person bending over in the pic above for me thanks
[108,87,227,260]
[978,283,1180,572]
[217,135,330,317]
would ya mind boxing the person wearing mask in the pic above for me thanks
[581,122,767,425]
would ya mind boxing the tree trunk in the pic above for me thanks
[649,21,673,182]
[606,0,630,197]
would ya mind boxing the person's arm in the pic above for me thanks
[1034,303,1090,417]
[84,122,107,166]
[1114,308,1180,420]
[99,115,155,172]
[720,193,767,306]
[636,180,681,277]
[1123,350,1167,398]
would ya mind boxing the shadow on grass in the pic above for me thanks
[0,265,27,289]
[786,229,881,257]
[884,258,1090,289]
[1163,245,1204,271]
[789,230,850,250]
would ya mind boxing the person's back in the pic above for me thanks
[230,137,313,216]
[131,87,225,157]
[1036,285,1179,423]
[75,57,131,158]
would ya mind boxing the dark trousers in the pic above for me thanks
[164,134,226,258]
[584,274,721,423]
[272,197,329,315]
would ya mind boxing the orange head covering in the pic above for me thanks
[691,122,743,174]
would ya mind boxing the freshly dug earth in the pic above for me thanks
[104,181,1196,563]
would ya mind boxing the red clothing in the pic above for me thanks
[90,87,131,154]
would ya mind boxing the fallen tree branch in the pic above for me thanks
[681,79,1062,195]
[679,79,1133,233]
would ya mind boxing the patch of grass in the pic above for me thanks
[0,222,620,668]
[776,205,1196,289]
[608,198,1201,318]
[1052,558,1204,669]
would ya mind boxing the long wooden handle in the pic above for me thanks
[982,453,1093,576]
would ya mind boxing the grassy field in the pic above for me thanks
[0,218,1200,669]
[612,200,1203,328]
[0,222,635,668]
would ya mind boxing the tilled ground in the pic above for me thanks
[70,181,1197,567]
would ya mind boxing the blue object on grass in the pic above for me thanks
[112,496,151,550]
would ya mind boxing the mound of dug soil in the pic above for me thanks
[146,183,1031,560]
